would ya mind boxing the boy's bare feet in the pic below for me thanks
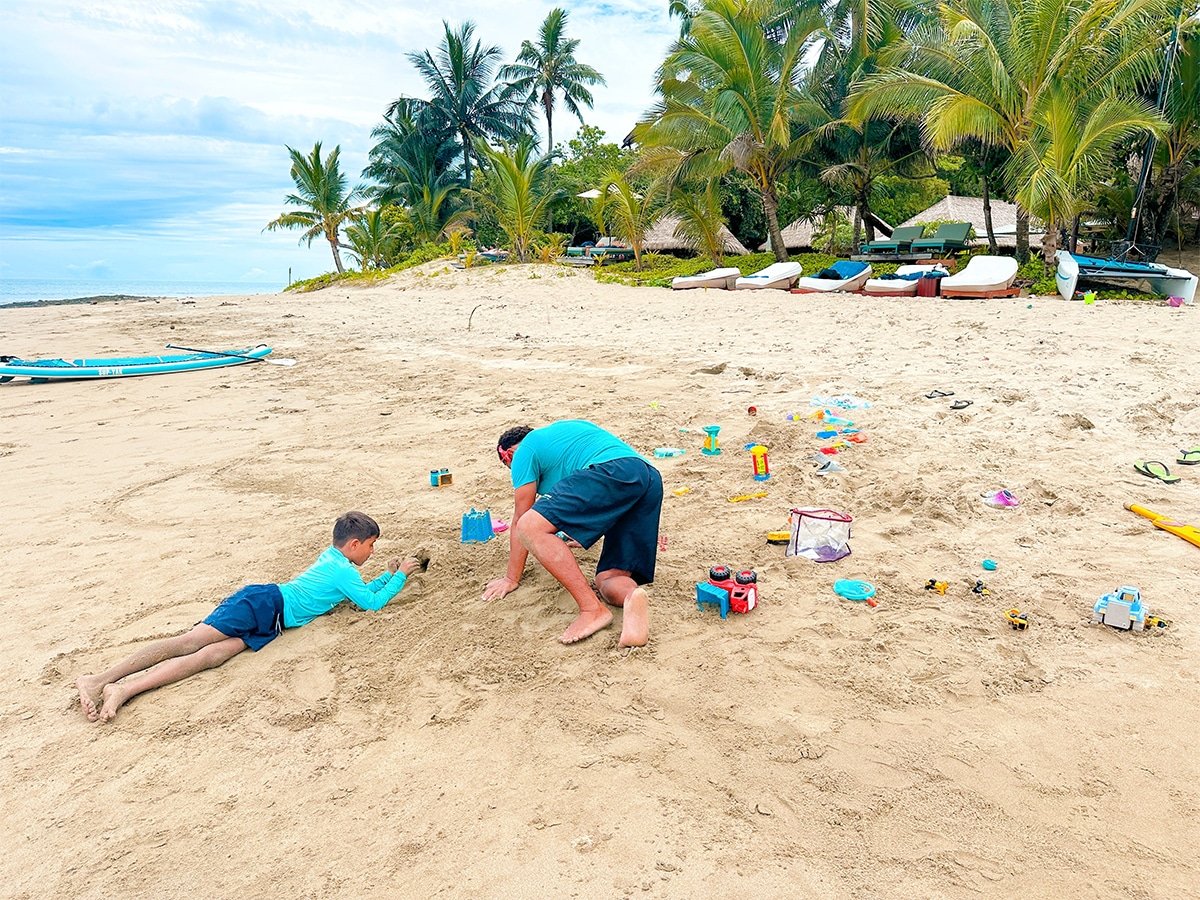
[560,607,613,644]
[618,588,650,648]
[98,683,129,724]
[76,675,105,721]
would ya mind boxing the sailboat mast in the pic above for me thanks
[1124,2,1186,247]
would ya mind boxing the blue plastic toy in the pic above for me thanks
[816,429,838,439]
[460,508,494,543]
[701,425,722,456]
[833,579,876,601]
[1092,585,1147,631]
[982,559,998,571]
[696,582,730,618]
[430,467,453,487]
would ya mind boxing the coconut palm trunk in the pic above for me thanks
[982,175,998,254]
[1016,209,1030,262]
[763,185,788,262]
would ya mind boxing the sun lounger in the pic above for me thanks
[861,264,949,296]
[734,261,803,290]
[940,255,1019,297]
[791,260,872,293]
[671,267,742,290]
[909,222,973,255]
[859,225,925,255]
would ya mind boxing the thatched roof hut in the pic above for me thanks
[898,195,1044,246]
[758,206,893,251]
[642,215,751,255]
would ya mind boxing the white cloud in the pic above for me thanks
[0,1,678,286]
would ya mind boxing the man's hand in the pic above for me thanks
[483,576,519,602]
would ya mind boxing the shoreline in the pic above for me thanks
[0,294,172,310]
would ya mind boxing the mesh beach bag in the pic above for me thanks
[786,507,853,562]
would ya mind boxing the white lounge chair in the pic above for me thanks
[671,267,742,290]
[792,260,873,293]
[940,256,1020,298]
[734,262,803,290]
[862,264,949,296]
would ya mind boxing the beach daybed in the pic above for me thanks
[734,261,803,290]
[861,264,949,296]
[791,260,872,293]
[909,222,973,255]
[859,225,925,256]
[1055,251,1197,304]
[671,267,742,290]
[940,255,1020,298]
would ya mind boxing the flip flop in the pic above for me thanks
[950,399,972,410]
[1177,448,1200,465]
[1134,460,1180,484]
[925,389,954,399]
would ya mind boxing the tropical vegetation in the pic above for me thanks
[269,0,1199,285]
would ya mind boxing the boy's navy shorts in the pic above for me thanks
[533,457,663,585]
[202,584,284,651]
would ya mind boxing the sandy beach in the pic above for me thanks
[2,263,1199,898]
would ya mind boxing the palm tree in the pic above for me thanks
[633,0,829,261]
[500,9,606,154]
[602,174,664,270]
[847,0,1172,260]
[344,208,407,270]
[406,21,530,186]
[364,98,461,202]
[265,142,359,274]
[1011,87,1164,263]
[468,138,561,262]
[669,181,730,265]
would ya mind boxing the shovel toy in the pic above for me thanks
[1125,502,1200,550]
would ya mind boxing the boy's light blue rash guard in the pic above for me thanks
[278,546,408,628]
[510,419,640,494]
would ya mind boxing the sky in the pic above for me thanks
[0,1,677,287]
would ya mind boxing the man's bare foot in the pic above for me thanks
[618,588,650,648]
[76,675,105,722]
[98,683,129,724]
[559,607,613,644]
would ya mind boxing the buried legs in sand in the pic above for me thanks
[514,510,649,647]
[76,624,246,723]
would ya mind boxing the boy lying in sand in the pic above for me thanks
[483,420,660,647]
[77,511,427,723]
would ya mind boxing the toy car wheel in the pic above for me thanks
[709,565,732,581]
[735,570,757,585]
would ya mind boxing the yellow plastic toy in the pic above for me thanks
[1005,608,1030,630]
[1125,503,1200,550]
[728,491,768,503]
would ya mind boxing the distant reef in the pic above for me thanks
[2,295,165,309]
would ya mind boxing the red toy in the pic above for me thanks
[706,565,759,614]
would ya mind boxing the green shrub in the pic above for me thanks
[287,241,453,293]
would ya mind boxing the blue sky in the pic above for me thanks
[0,1,676,286]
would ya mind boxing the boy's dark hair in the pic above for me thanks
[497,425,533,451]
[332,511,380,546]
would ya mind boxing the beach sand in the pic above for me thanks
[2,262,1198,898]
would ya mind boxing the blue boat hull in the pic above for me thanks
[0,345,273,382]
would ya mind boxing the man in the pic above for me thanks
[482,420,662,647]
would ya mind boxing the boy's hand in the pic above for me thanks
[398,549,431,576]
[483,576,519,602]
[385,557,402,574]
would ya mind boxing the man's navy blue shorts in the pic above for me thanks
[202,584,284,651]
[533,457,663,585]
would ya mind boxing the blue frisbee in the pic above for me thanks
[833,579,876,601]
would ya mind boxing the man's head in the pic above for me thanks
[333,511,381,566]
[496,425,532,468]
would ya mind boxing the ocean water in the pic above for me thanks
[0,278,286,306]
